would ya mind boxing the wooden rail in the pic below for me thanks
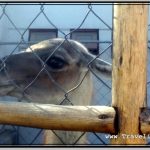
[0,101,116,133]
[1,101,150,139]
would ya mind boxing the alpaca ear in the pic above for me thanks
[89,58,112,79]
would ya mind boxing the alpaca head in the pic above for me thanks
[0,38,111,104]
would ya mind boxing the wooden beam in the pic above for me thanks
[0,101,116,133]
[111,4,148,145]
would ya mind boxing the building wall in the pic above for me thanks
[0,4,112,56]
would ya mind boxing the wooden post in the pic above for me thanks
[111,4,148,145]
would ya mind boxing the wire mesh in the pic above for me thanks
[0,3,149,146]
[0,3,113,145]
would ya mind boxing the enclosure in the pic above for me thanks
[0,2,150,146]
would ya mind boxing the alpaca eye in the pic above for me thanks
[46,57,67,70]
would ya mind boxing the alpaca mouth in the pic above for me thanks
[0,84,30,101]
[0,77,21,96]
[0,84,15,96]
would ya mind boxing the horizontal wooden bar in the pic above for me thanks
[0,101,116,133]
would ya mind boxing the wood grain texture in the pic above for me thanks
[111,4,148,145]
[0,101,116,133]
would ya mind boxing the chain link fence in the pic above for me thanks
[0,3,149,145]
[0,3,112,145]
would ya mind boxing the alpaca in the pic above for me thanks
[0,38,111,144]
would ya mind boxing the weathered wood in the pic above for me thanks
[140,108,150,135]
[0,101,116,133]
[111,4,148,145]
